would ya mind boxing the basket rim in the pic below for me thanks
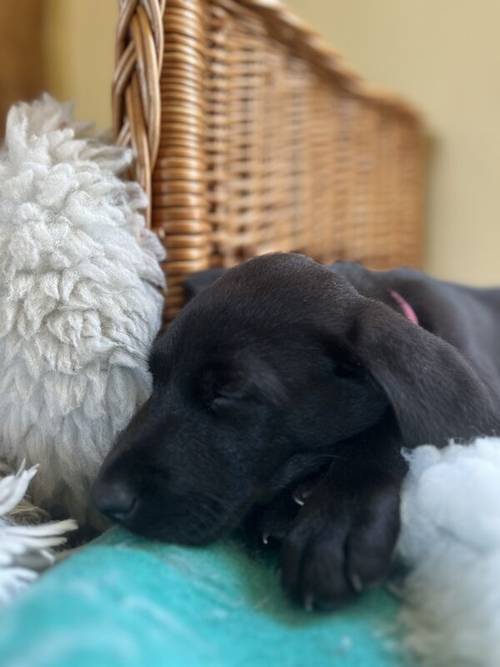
[230,0,422,122]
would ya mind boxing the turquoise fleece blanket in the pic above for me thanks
[0,529,413,667]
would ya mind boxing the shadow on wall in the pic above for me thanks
[0,1,45,134]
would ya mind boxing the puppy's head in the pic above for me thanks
[93,254,390,543]
[93,253,495,544]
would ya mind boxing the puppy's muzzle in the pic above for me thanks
[92,477,138,524]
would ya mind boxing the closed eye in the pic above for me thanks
[199,364,249,410]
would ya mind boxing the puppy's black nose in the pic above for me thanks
[92,479,137,523]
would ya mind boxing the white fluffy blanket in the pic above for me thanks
[397,438,500,667]
[0,96,165,527]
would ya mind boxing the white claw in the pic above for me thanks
[293,493,305,506]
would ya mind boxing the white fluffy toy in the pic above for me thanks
[0,95,165,527]
[397,438,500,667]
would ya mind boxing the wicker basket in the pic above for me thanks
[113,0,425,320]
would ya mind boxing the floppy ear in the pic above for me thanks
[183,268,227,302]
[349,299,500,446]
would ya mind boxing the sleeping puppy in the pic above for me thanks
[93,253,500,609]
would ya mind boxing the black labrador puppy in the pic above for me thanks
[93,253,500,609]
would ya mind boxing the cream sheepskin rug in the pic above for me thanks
[0,95,165,527]
[397,438,500,667]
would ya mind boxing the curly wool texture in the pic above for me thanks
[0,96,165,526]
[397,439,500,667]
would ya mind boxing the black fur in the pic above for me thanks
[93,253,500,609]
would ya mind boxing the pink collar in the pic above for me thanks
[390,290,419,325]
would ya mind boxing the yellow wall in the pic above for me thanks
[43,0,117,130]
[287,0,500,284]
[42,0,500,284]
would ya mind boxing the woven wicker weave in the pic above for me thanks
[113,0,425,320]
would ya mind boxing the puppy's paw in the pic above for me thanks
[281,480,401,610]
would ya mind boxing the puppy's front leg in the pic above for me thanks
[281,452,405,610]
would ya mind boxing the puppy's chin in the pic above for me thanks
[118,500,248,546]
[127,522,228,547]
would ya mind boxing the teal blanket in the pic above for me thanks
[0,529,412,667]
